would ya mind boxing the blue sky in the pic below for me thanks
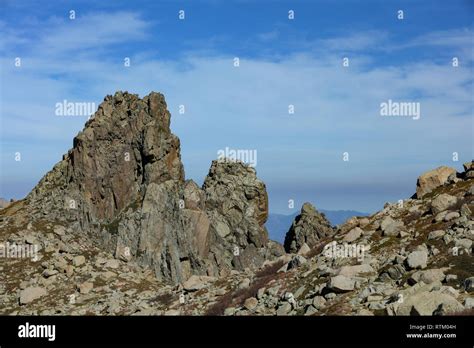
[0,0,473,214]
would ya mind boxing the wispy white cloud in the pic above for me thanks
[315,30,389,52]
[386,28,474,62]
[47,12,148,54]
[406,28,473,48]
[257,30,280,42]
[2,11,150,56]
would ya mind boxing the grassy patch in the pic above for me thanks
[432,253,474,283]
[402,211,423,226]
[0,200,25,216]
[149,292,176,307]
[205,260,286,316]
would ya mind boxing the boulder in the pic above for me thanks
[53,225,66,236]
[416,166,456,198]
[19,287,48,305]
[444,212,460,221]
[183,180,206,210]
[431,194,457,214]
[311,296,327,309]
[328,275,355,292]
[343,227,363,242]
[297,243,311,256]
[464,297,474,309]
[397,291,464,315]
[359,218,370,227]
[409,269,446,284]
[78,282,94,294]
[288,255,307,269]
[428,230,445,240]
[243,297,258,311]
[72,255,86,267]
[276,302,292,315]
[182,275,216,292]
[406,250,428,269]
[455,238,473,250]
[380,216,404,237]
[338,264,375,277]
[105,259,120,269]
[115,244,132,262]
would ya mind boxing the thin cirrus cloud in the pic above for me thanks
[45,12,149,53]
[401,28,473,49]
[0,10,472,214]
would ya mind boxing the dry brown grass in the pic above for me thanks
[402,211,423,226]
[205,260,286,316]
[305,238,331,259]
[254,259,286,278]
[149,292,176,307]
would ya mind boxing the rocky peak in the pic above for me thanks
[203,160,273,272]
[21,91,279,284]
[284,202,334,253]
[203,160,269,245]
[28,91,184,222]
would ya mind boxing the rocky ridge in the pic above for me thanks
[7,91,280,284]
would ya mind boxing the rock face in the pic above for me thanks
[24,91,278,284]
[416,166,456,198]
[203,160,276,273]
[284,203,334,253]
[29,92,184,222]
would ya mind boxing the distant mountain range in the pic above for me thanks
[266,209,369,243]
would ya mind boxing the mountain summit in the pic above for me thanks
[22,91,282,283]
